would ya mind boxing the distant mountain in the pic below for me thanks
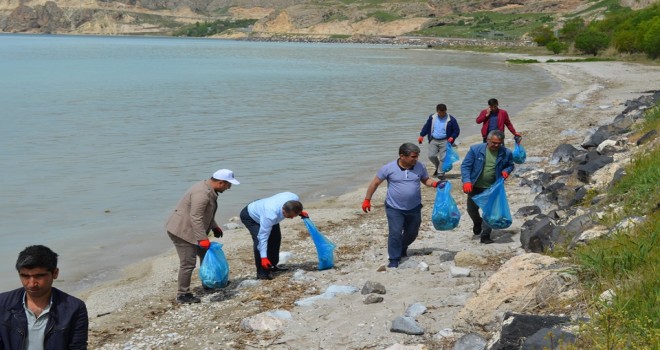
[0,0,655,38]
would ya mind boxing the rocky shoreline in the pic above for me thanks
[81,57,660,349]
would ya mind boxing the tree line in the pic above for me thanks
[531,4,659,58]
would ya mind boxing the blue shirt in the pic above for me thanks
[247,192,299,257]
[431,114,448,140]
[377,160,428,210]
[487,111,499,132]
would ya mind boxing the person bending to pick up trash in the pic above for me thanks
[166,169,240,304]
[476,98,522,144]
[418,103,461,179]
[460,130,514,244]
[240,192,308,280]
[362,143,442,268]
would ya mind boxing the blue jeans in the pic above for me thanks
[385,204,422,261]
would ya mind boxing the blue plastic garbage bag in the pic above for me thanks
[431,182,461,231]
[199,242,229,288]
[303,218,336,270]
[512,141,527,164]
[471,178,513,229]
[442,142,460,172]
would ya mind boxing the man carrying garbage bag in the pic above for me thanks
[461,130,514,244]
[362,143,441,268]
[240,192,307,280]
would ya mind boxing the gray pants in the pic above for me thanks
[428,138,447,175]
[168,232,206,296]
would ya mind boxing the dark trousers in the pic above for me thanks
[385,204,422,261]
[240,206,281,276]
[466,187,492,238]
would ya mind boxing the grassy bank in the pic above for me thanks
[568,103,660,349]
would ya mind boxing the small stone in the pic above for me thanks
[361,281,386,295]
[363,295,384,304]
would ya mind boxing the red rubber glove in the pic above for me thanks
[299,210,309,219]
[261,257,273,269]
[417,136,424,144]
[433,181,446,189]
[502,171,509,180]
[447,137,454,144]
[362,199,371,213]
[463,182,473,194]
[198,239,211,249]
[212,227,223,238]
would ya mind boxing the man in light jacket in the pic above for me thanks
[166,169,239,304]
[461,130,514,244]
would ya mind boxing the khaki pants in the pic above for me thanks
[168,232,206,296]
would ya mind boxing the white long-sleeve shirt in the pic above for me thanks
[247,192,299,257]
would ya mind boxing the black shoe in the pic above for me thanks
[270,266,289,272]
[480,237,495,244]
[176,293,201,304]
[473,225,482,235]
[257,273,273,280]
[387,260,400,268]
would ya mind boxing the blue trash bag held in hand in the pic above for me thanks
[303,218,336,270]
[471,178,513,229]
[199,242,229,288]
[442,142,461,172]
[431,182,461,231]
[512,142,527,164]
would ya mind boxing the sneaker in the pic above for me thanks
[176,293,201,304]
[387,260,400,268]
[257,272,273,280]
[480,237,495,244]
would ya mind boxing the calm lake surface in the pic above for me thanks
[0,34,556,292]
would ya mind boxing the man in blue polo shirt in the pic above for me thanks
[362,143,441,268]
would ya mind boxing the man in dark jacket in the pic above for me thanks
[418,103,461,179]
[0,245,88,350]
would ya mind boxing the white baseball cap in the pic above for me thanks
[212,169,240,185]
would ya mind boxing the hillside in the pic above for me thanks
[1,0,654,38]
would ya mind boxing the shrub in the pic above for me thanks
[559,17,586,41]
[546,40,567,54]
[531,25,556,46]
[575,29,610,55]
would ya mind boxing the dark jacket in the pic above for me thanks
[419,114,460,143]
[0,287,88,350]
[460,143,515,186]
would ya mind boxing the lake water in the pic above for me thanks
[0,34,556,292]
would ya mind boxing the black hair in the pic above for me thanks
[283,200,303,215]
[436,103,447,112]
[399,142,421,156]
[16,245,58,273]
[488,98,499,106]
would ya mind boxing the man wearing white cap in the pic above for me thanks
[166,169,239,304]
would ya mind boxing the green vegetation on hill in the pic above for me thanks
[532,3,660,58]
[566,103,660,349]
[173,19,257,37]
[410,12,553,40]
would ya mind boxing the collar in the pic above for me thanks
[397,160,413,171]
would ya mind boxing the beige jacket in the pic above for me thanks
[166,180,218,244]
